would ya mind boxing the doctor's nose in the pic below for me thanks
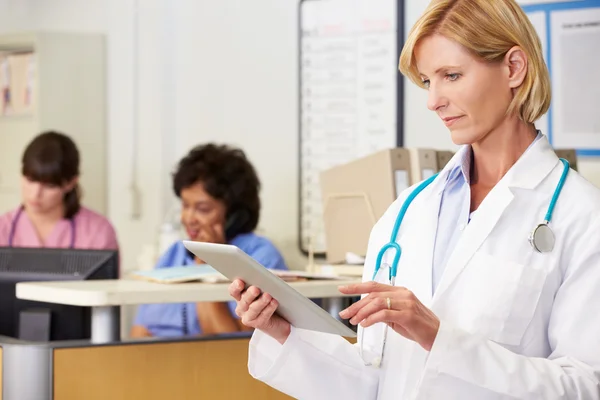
[426,84,447,112]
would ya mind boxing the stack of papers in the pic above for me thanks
[314,264,364,277]
[130,265,228,284]
[272,270,352,282]
[130,266,351,284]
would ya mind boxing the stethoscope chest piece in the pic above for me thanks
[527,157,570,254]
[529,223,555,253]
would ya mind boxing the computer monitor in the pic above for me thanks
[0,247,119,341]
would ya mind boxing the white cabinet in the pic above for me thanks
[0,32,106,215]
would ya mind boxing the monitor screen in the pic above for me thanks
[0,247,119,341]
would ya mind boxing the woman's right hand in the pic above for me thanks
[229,279,291,344]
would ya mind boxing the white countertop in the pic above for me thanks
[15,278,362,307]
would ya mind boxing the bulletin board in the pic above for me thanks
[520,0,600,156]
[0,51,35,117]
[298,0,405,256]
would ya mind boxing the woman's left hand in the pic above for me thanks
[338,282,440,351]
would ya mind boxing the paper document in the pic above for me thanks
[394,170,409,198]
[422,168,435,179]
[131,265,350,284]
[130,265,228,284]
[273,270,353,281]
[6,53,34,116]
[518,0,582,5]
[345,252,366,265]
[550,8,600,149]
[0,55,8,115]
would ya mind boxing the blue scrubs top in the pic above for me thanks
[133,232,288,337]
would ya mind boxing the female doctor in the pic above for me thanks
[229,0,600,398]
[0,131,119,250]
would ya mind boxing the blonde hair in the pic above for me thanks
[399,0,551,123]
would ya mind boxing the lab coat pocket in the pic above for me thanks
[468,251,546,346]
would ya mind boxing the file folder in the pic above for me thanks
[407,148,438,184]
[436,150,455,171]
[320,148,411,263]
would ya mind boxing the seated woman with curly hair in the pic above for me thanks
[130,143,288,338]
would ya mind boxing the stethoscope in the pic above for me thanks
[8,205,76,248]
[359,158,570,368]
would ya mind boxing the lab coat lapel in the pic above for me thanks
[432,184,514,302]
[405,190,442,306]
[431,134,559,304]
[405,148,468,306]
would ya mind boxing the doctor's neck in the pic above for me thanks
[470,119,537,187]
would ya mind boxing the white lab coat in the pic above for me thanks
[248,136,600,399]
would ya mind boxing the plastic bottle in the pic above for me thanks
[158,201,183,254]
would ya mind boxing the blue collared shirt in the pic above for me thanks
[432,131,543,293]
[133,232,288,337]
[432,145,472,294]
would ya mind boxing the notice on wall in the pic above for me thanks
[550,7,600,149]
[518,0,583,5]
[299,0,399,254]
[0,52,35,117]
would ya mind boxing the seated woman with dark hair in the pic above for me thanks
[131,143,288,338]
[0,131,118,250]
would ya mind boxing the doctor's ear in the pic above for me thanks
[504,46,528,89]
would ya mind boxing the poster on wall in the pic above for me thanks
[521,0,600,156]
[550,8,600,151]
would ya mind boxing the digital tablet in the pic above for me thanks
[183,240,357,337]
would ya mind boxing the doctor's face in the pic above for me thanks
[180,182,227,241]
[21,176,71,215]
[414,34,513,145]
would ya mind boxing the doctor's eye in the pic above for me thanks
[421,79,430,89]
[445,73,460,81]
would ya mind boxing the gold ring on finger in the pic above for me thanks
[386,297,391,310]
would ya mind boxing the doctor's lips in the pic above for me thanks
[441,115,464,127]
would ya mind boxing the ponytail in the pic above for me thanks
[63,184,82,219]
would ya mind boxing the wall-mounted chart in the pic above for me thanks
[298,0,405,256]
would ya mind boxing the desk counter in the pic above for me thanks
[16,278,361,343]
[16,278,360,306]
